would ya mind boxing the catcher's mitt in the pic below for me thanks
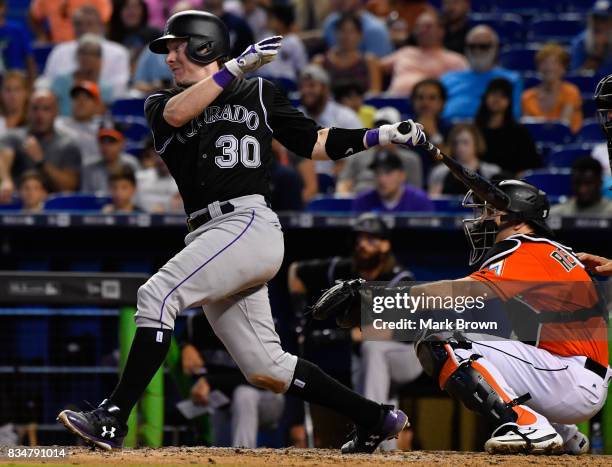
[310,278,364,329]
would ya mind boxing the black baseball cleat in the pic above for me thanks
[57,399,127,450]
[341,405,409,454]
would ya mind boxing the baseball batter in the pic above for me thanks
[57,10,427,452]
[316,179,610,454]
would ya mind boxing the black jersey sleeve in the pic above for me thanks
[144,90,178,155]
[265,80,320,159]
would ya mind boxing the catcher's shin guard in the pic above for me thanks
[416,339,530,427]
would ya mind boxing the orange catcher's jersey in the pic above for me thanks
[470,234,608,366]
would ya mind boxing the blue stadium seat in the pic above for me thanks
[306,195,354,212]
[565,73,599,93]
[522,72,541,90]
[44,194,111,211]
[491,0,557,16]
[499,46,538,72]
[111,98,146,118]
[0,197,22,210]
[470,13,525,44]
[125,141,145,158]
[113,115,150,144]
[431,195,465,213]
[576,120,606,143]
[32,44,54,74]
[317,173,336,194]
[546,145,592,168]
[364,97,412,117]
[582,97,597,120]
[523,121,573,145]
[522,168,572,197]
[528,16,585,43]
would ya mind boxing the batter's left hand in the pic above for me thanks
[225,36,282,78]
[378,119,426,147]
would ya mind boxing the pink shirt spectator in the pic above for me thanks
[381,46,468,96]
[144,0,200,29]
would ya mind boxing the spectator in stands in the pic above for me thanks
[0,89,81,202]
[550,157,612,216]
[132,47,173,94]
[256,3,307,83]
[135,138,182,212]
[55,81,105,167]
[205,0,255,58]
[429,123,500,196]
[0,0,35,78]
[323,0,393,57]
[82,124,140,194]
[381,11,468,96]
[353,151,433,212]
[298,65,362,176]
[144,0,199,29]
[475,78,540,175]
[411,78,450,148]
[108,0,161,69]
[0,71,30,133]
[18,170,48,213]
[313,13,382,94]
[441,25,523,120]
[442,0,471,55]
[522,43,583,134]
[365,0,434,39]
[42,6,130,98]
[101,165,142,212]
[225,0,270,40]
[570,0,612,76]
[183,313,284,448]
[333,81,376,127]
[51,34,115,116]
[294,0,332,31]
[337,106,423,194]
[29,0,112,44]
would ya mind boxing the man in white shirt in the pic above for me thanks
[40,6,129,98]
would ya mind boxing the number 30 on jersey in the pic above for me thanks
[215,134,261,168]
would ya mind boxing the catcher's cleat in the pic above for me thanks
[57,399,127,450]
[341,405,409,454]
[563,431,589,455]
[484,423,563,455]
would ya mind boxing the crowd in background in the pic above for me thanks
[0,0,610,216]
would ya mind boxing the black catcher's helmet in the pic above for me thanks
[149,10,230,65]
[595,73,612,141]
[463,179,552,266]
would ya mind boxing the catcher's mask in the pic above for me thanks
[149,10,230,65]
[462,179,553,266]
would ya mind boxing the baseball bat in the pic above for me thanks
[397,122,511,209]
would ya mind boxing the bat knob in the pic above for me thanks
[397,121,412,134]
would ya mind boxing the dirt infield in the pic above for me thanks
[2,447,612,467]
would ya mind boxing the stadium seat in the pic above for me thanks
[470,13,525,44]
[565,73,599,93]
[546,145,592,168]
[499,46,538,72]
[528,16,585,43]
[523,121,574,145]
[32,44,54,74]
[431,195,465,213]
[111,98,146,119]
[582,97,597,120]
[0,197,23,210]
[576,120,606,143]
[44,193,111,211]
[317,173,336,194]
[364,97,412,117]
[491,0,557,16]
[113,116,150,144]
[306,195,354,212]
[522,168,572,197]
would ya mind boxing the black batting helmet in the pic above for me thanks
[149,10,230,65]
[463,179,552,265]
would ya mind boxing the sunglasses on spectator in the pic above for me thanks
[466,43,494,51]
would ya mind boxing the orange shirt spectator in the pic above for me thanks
[521,43,583,133]
[30,0,112,43]
[381,11,468,96]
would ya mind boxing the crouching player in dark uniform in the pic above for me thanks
[57,10,427,453]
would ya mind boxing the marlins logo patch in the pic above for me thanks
[487,260,505,276]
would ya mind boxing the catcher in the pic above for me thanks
[313,178,610,454]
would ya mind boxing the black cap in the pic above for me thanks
[353,213,390,238]
[369,151,403,172]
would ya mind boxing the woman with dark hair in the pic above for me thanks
[475,78,541,175]
[312,13,382,94]
[108,0,160,67]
